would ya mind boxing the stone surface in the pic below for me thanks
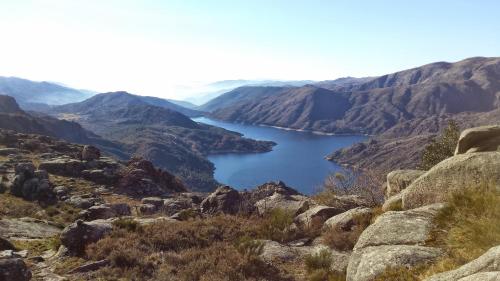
[346,204,445,281]
[294,205,344,229]
[79,203,131,221]
[0,258,32,281]
[141,197,164,209]
[385,169,425,198]
[38,157,86,177]
[139,204,157,215]
[323,207,373,231]
[60,219,112,255]
[455,125,500,155]
[458,272,500,281]
[0,218,61,239]
[382,193,403,212]
[355,204,443,250]
[255,193,310,216]
[162,197,194,216]
[402,152,500,209]
[347,245,442,281]
[200,186,242,215]
[425,245,500,281]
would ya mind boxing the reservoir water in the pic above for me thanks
[194,117,367,194]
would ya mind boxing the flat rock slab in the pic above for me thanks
[354,204,443,250]
[0,218,61,239]
[347,245,442,281]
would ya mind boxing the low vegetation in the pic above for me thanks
[314,168,384,206]
[419,120,460,170]
[305,249,344,281]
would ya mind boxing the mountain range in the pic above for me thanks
[200,57,500,172]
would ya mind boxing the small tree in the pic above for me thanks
[419,120,460,170]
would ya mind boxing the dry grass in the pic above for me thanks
[322,212,372,251]
[0,193,41,218]
[12,236,61,257]
[305,249,345,281]
[84,215,295,281]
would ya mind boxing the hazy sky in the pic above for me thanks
[0,0,499,99]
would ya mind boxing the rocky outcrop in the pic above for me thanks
[425,245,500,281]
[0,258,32,281]
[294,206,343,229]
[402,152,500,209]
[0,218,61,239]
[455,125,500,155]
[116,157,186,197]
[79,203,131,221]
[60,219,112,255]
[323,207,373,234]
[38,157,86,177]
[346,204,444,281]
[255,193,310,216]
[10,163,55,202]
[200,186,243,215]
[385,169,425,198]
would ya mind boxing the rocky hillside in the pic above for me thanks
[204,57,500,136]
[46,92,275,191]
[0,125,498,281]
[0,95,126,159]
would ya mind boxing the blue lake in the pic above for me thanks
[194,117,367,194]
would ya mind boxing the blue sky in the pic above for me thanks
[0,0,499,99]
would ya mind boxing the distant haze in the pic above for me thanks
[0,0,499,100]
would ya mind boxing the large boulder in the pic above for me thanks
[0,258,32,281]
[255,193,310,216]
[81,145,101,161]
[294,205,344,229]
[425,245,500,281]
[385,169,425,198]
[60,219,112,255]
[402,152,500,209]
[0,218,61,239]
[245,181,301,204]
[455,125,500,155]
[346,204,444,281]
[200,186,242,215]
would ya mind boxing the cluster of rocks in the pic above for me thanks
[9,163,55,202]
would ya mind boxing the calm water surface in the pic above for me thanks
[194,117,367,194]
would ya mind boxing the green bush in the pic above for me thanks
[257,208,297,243]
[305,249,345,281]
[419,120,459,170]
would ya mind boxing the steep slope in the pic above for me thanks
[0,76,93,105]
[49,92,275,191]
[204,57,500,135]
